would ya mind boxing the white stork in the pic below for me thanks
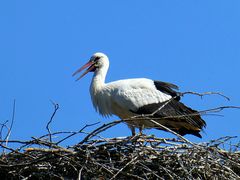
[73,52,206,138]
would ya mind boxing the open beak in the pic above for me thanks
[72,61,95,81]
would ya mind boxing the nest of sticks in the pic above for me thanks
[0,93,240,179]
[0,120,239,180]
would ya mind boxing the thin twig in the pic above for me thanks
[182,91,230,101]
[149,119,196,146]
[198,106,240,115]
[46,101,59,143]
[0,120,9,142]
[77,120,123,145]
[4,100,16,150]
[56,122,100,145]
[110,156,138,180]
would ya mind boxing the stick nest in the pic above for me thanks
[0,134,239,180]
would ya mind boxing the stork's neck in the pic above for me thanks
[90,62,109,93]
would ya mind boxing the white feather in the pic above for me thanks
[109,78,171,110]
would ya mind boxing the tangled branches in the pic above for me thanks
[0,132,239,179]
[0,92,240,179]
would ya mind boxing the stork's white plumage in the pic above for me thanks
[73,52,206,138]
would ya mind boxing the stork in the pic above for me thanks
[73,52,206,138]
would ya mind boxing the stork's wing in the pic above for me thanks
[110,79,172,112]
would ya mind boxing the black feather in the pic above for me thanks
[154,81,181,101]
[132,100,206,138]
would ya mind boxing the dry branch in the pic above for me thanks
[46,101,59,143]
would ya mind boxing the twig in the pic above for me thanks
[110,156,138,180]
[4,100,16,152]
[0,120,9,142]
[182,91,230,101]
[78,166,84,180]
[25,147,75,154]
[46,101,59,143]
[77,120,123,145]
[149,119,196,146]
[144,106,240,120]
[56,122,100,145]
[198,106,240,115]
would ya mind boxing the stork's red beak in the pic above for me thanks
[72,61,95,81]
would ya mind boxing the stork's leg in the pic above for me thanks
[128,125,136,136]
[139,124,144,135]
[139,127,143,135]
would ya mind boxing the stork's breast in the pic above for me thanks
[111,100,136,119]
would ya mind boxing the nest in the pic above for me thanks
[0,98,240,179]
[0,125,239,179]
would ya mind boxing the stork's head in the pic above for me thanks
[72,52,109,80]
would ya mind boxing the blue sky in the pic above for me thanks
[0,1,239,147]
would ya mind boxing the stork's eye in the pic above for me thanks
[94,62,99,68]
[94,56,101,61]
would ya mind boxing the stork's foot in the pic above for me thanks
[138,125,146,136]
[127,125,146,142]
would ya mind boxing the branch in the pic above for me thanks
[0,120,9,142]
[181,91,230,101]
[2,100,16,153]
[198,106,240,115]
[149,119,196,146]
[77,120,123,145]
[110,156,139,179]
[5,99,16,139]
[46,101,59,143]
[56,121,100,145]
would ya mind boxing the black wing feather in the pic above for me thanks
[133,100,206,138]
[154,81,181,101]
